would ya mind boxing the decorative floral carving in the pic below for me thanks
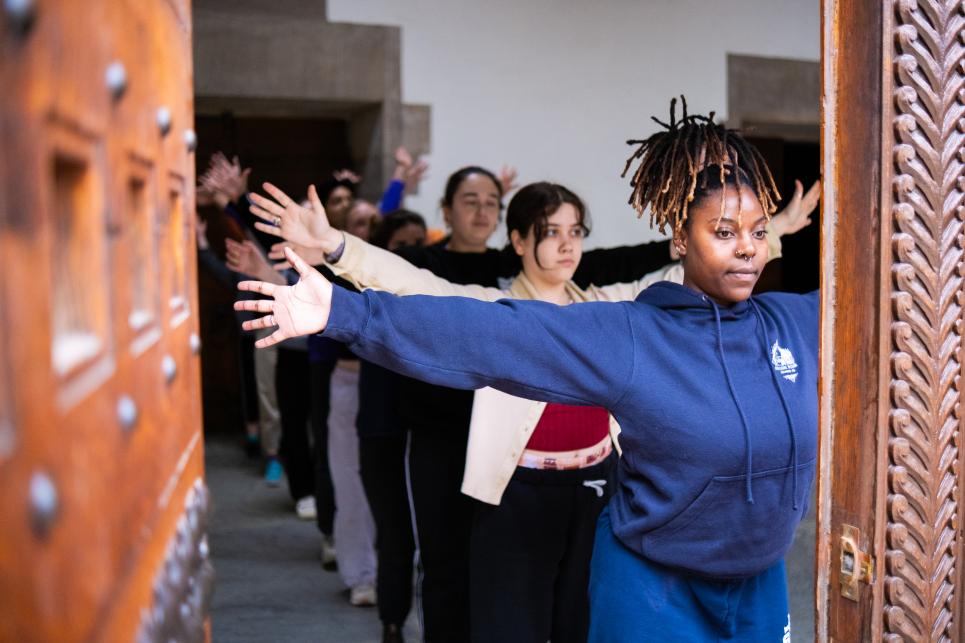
[885,1,965,640]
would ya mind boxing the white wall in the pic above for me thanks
[328,0,819,249]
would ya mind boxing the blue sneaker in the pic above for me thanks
[264,458,283,486]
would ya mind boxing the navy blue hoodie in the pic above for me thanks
[322,281,819,579]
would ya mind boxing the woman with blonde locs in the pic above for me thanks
[238,98,819,641]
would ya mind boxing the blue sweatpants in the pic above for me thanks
[588,508,790,642]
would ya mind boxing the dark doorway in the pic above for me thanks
[747,137,821,295]
[193,114,355,436]
[195,114,354,198]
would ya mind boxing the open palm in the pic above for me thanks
[235,247,334,348]
[248,183,341,252]
[770,179,821,237]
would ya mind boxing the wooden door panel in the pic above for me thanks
[0,1,207,641]
[818,0,885,639]
[820,0,965,640]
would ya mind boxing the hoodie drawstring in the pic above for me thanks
[751,302,800,510]
[710,301,755,504]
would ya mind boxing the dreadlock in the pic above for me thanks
[621,96,781,236]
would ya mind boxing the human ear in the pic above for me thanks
[441,203,452,228]
[510,229,526,256]
[673,230,688,258]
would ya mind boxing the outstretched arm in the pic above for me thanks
[327,233,505,300]
[251,182,505,299]
[235,248,636,409]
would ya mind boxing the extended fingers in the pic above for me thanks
[210,151,228,168]
[282,246,310,275]
[255,329,287,349]
[253,221,283,238]
[308,184,325,216]
[250,204,281,226]
[234,298,274,314]
[249,193,284,217]
[241,313,277,332]
[262,182,294,208]
[237,280,277,296]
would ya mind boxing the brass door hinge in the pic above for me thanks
[840,524,874,601]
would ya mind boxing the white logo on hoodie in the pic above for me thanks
[771,341,799,383]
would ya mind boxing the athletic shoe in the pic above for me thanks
[349,584,377,607]
[295,496,317,521]
[264,458,283,486]
[320,534,338,571]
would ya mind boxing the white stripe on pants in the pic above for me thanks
[329,364,377,588]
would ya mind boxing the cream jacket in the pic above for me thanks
[329,231,781,504]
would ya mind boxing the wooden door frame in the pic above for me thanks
[818,0,965,639]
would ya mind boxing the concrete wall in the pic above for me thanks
[193,0,402,198]
[328,0,820,247]
[728,54,821,142]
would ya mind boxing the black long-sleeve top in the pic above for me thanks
[387,237,673,434]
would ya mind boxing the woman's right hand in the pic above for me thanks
[248,183,344,254]
[235,247,334,348]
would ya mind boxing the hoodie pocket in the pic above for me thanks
[641,459,815,579]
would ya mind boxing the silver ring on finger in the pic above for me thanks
[268,314,276,327]
[272,216,281,227]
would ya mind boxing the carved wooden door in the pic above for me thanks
[819,0,965,640]
[0,1,210,641]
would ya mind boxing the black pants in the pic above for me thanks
[469,456,615,643]
[275,348,330,516]
[310,359,337,536]
[360,433,416,626]
[407,425,475,643]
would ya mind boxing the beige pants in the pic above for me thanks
[253,327,281,454]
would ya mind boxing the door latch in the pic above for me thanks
[840,524,874,601]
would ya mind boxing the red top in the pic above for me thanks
[524,403,610,452]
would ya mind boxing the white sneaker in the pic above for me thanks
[349,584,377,607]
[320,534,337,571]
[295,496,317,521]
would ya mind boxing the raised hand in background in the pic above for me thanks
[226,237,286,285]
[769,179,821,237]
[200,152,251,200]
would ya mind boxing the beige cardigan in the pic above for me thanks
[329,231,780,504]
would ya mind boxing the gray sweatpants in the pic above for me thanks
[329,364,377,589]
